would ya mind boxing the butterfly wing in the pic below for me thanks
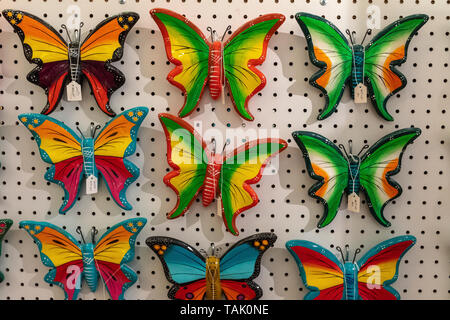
[0,219,13,283]
[18,114,84,214]
[219,139,287,236]
[3,10,69,115]
[219,233,276,300]
[19,221,83,300]
[92,218,146,300]
[80,12,139,116]
[146,236,207,300]
[357,236,416,300]
[223,14,285,121]
[359,128,421,227]
[292,131,349,228]
[364,15,428,121]
[159,114,209,219]
[151,9,210,117]
[295,12,353,120]
[93,107,148,210]
[286,240,345,300]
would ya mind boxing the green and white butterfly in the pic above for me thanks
[292,128,421,228]
[296,12,428,121]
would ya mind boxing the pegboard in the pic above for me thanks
[0,0,448,300]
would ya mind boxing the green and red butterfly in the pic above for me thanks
[151,8,285,121]
[296,12,428,121]
[159,113,287,236]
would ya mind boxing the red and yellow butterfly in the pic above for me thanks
[159,113,287,236]
[3,9,139,116]
[151,9,285,121]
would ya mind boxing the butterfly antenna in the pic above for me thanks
[207,26,215,42]
[61,24,73,43]
[361,29,372,46]
[221,25,232,41]
[91,124,102,138]
[221,139,231,155]
[357,144,370,157]
[76,127,86,139]
[345,29,354,45]
[338,144,350,161]
[336,246,346,262]
[352,248,362,264]
[91,227,98,244]
[76,226,86,244]
[76,22,84,43]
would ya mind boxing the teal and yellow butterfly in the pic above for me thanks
[160,113,287,236]
[292,128,421,228]
[151,8,285,121]
[0,219,13,283]
[296,12,428,121]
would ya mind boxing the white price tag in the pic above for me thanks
[347,192,360,213]
[354,83,367,104]
[86,175,98,195]
[67,81,82,101]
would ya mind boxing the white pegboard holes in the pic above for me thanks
[0,0,448,300]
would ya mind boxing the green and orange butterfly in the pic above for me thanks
[292,128,421,228]
[151,9,285,121]
[159,114,287,236]
[296,12,428,121]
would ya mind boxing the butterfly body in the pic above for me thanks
[147,233,276,300]
[202,155,223,206]
[81,138,97,178]
[342,262,359,300]
[346,156,361,194]
[208,41,224,100]
[350,45,365,96]
[80,243,98,292]
[205,255,222,300]
[286,236,416,300]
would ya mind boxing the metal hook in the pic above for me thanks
[210,138,217,154]
[348,140,353,155]
[210,243,216,256]
[345,244,350,261]
[76,226,86,244]
[221,25,232,41]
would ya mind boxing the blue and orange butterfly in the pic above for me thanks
[0,219,13,283]
[19,107,148,214]
[3,10,139,116]
[20,218,146,300]
[146,233,276,300]
[286,236,416,300]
